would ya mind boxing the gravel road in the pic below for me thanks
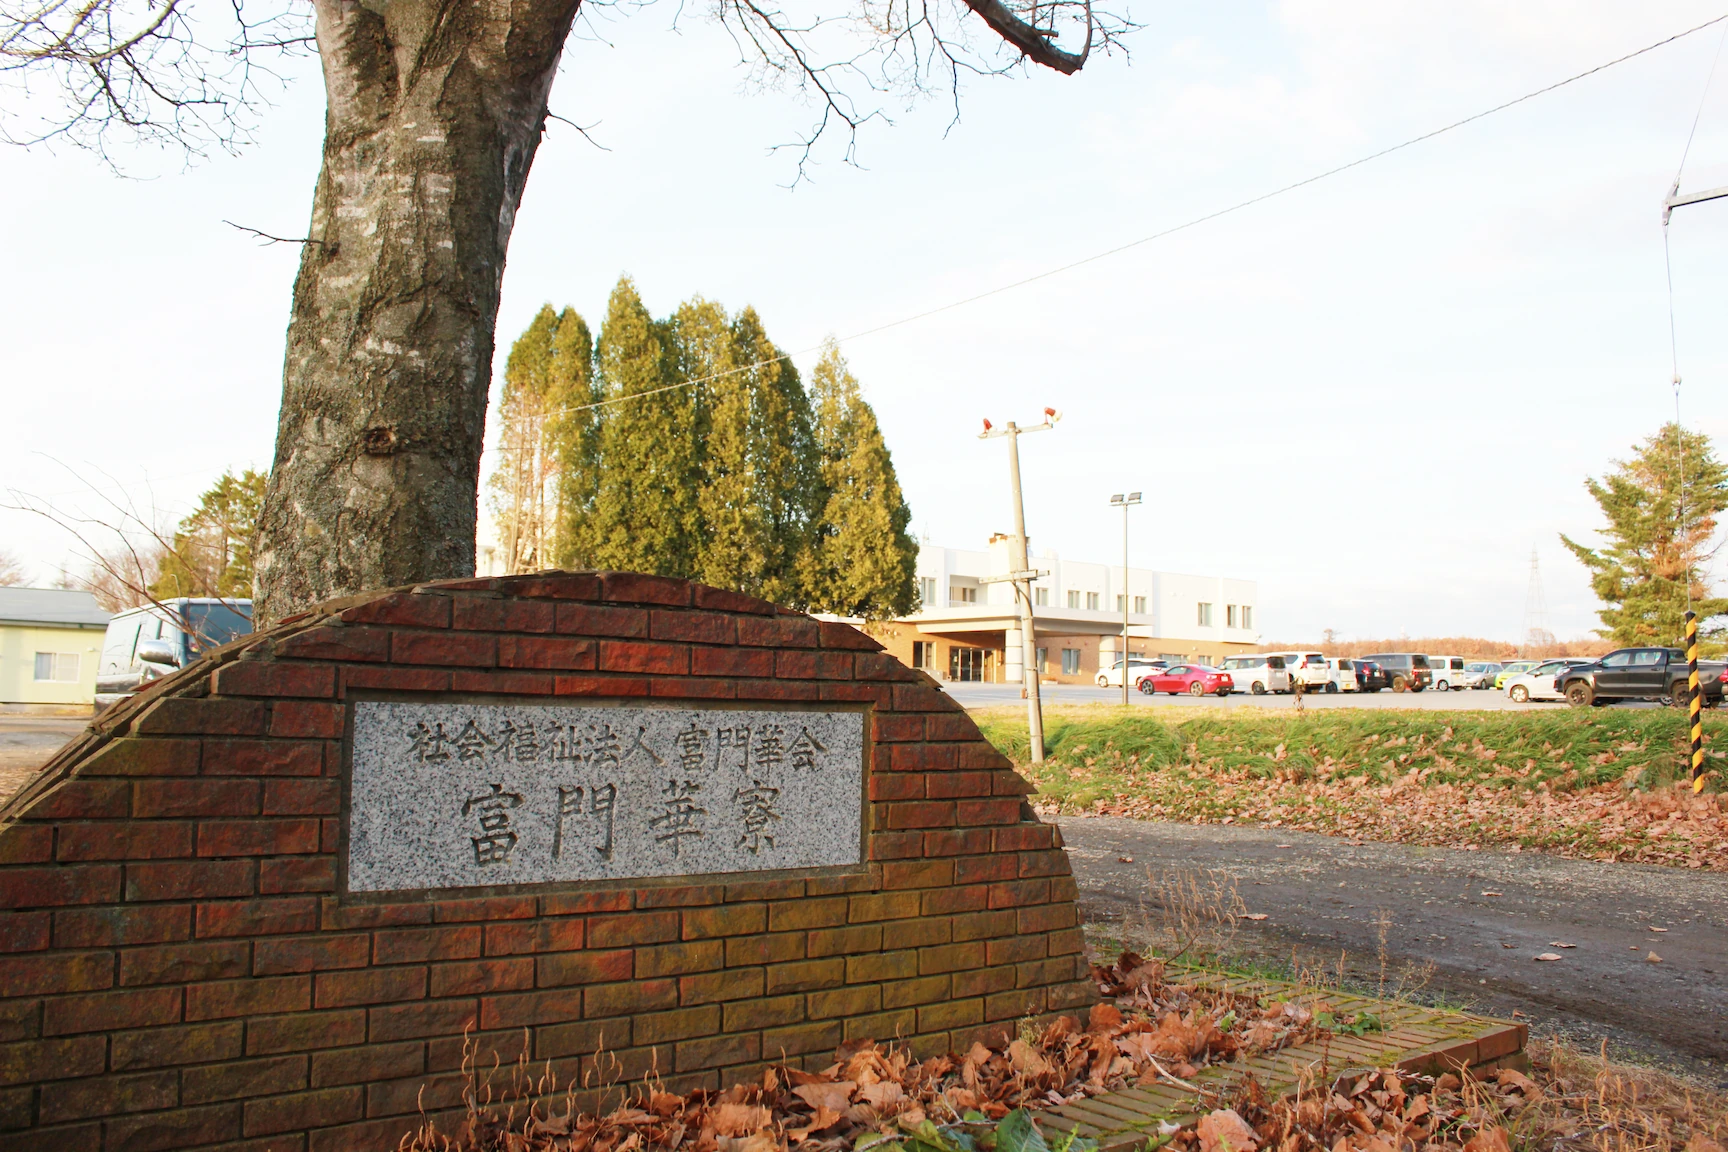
[1058,816,1728,1084]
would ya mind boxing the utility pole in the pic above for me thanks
[980,409,1060,763]
[1110,492,1141,706]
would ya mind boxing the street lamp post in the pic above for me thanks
[980,409,1060,763]
[1110,492,1142,706]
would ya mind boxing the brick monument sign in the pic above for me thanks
[0,572,1092,1150]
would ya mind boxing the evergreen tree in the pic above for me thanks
[492,304,596,573]
[149,469,268,600]
[679,300,817,604]
[1561,423,1728,649]
[589,277,704,577]
[802,341,918,618]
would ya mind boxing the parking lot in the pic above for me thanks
[943,682,1664,710]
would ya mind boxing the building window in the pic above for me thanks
[919,578,936,608]
[1086,592,1100,610]
[1226,604,1238,628]
[1197,602,1213,627]
[34,653,80,682]
[1036,647,1048,673]
[1115,595,1126,613]
[1061,649,1081,675]
[912,641,934,670]
[950,583,976,604]
[1133,596,1146,614]
[1066,590,1080,609]
[949,646,990,682]
[1242,606,1254,630]
[1035,587,1049,607]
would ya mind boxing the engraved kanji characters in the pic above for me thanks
[716,725,751,770]
[754,724,784,769]
[789,726,826,770]
[461,783,524,865]
[553,783,617,861]
[407,721,451,762]
[649,779,706,856]
[674,722,709,775]
[734,781,781,854]
[453,720,493,762]
[491,719,544,762]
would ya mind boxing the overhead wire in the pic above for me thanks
[487,9,1728,450]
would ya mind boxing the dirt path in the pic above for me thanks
[1059,815,1728,1085]
[0,716,86,805]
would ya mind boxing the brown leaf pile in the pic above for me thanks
[1068,775,1728,869]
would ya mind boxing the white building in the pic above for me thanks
[875,536,1259,684]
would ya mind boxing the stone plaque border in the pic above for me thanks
[334,692,877,904]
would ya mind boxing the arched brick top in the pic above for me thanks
[0,572,1090,1151]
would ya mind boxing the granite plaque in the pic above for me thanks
[346,702,866,893]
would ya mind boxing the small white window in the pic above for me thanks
[1035,587,1049,607]
[950,583,976,604]
[1115,595,1126,613]
[1133,596,1146,614]
[1226,604,1238,628]
[1197,602,1213,627]
[919,577,936,608]
[34,653,81,683]
[1242,606,1254,630]
[1085,592,1099,610]
[1066,591,1080,609]
[1061,649,1081,675]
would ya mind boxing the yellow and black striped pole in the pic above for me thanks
[1686,610,1706,793]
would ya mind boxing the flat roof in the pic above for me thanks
[0,587,111,629]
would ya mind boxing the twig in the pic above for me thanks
[545,110,611,150]
[222,219,324,246]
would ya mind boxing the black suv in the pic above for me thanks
[1358,653,1430,692]
[1556,647,1727,708]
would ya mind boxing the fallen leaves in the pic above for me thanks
[1196,1108,1258,1152]
[1242,914,1268,921]
[1648,951,1664,963]
[1534,953,1562,962]
[1548,941,1576,948]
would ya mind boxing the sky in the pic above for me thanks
[5,0,1728,644]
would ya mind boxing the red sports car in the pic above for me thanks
[1139,664,1234,697]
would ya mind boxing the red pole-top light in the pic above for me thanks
[981,418,993,432]
[1043,407,1056,418]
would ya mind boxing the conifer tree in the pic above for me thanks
[589,277,704,577]
[149,470,268,600]
[802,341,918,618]
[1562,423,1728,649]
[680,300,817,604]
[543,308,599,567]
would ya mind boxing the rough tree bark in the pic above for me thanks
[253,0,581,624]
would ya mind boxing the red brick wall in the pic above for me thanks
[0,573,1092,1151]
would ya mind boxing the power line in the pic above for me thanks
[487,10,1728,451]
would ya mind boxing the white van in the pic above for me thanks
[95,598,253,711]
[1266,651,1330,692]
[1426,655,1467,692]
[1218,654,1289,695]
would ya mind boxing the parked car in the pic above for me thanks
[1095,658,1166,689]
[1462,661,1502,689]
[1493,661,1539,690]
[1140,664,1234,697]
[1217,654,1289,695]
[1359,653,1431,692]
[1354,660,1391,692]
[1503,658,1593,703]
[1327,658,1361,693]
[95,598,254,711]
[1426,655,1467,691]
[1265,651,1330,693]
[1557,647,1728,708]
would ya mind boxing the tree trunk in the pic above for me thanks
[253,0,581,624]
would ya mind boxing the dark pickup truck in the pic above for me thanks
[1557,647,1727,708]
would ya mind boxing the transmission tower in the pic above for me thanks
[1523,548,1554,652]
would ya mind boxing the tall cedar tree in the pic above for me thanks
[803,341,918,618]
[1561,423,1728,649]
[149,470,268,600]
[589,279,705,577]
[489,305,597,573]
[683,301,819,605]
[546,311,600,567]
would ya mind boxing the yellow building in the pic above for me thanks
[0,589,109,709]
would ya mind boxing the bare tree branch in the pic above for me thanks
[222,218,323,245]
[545,109,611,150]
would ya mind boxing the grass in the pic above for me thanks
[974,705,1728,866]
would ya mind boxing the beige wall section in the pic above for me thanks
[870,623,1258,686]
[0,623,103,704]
